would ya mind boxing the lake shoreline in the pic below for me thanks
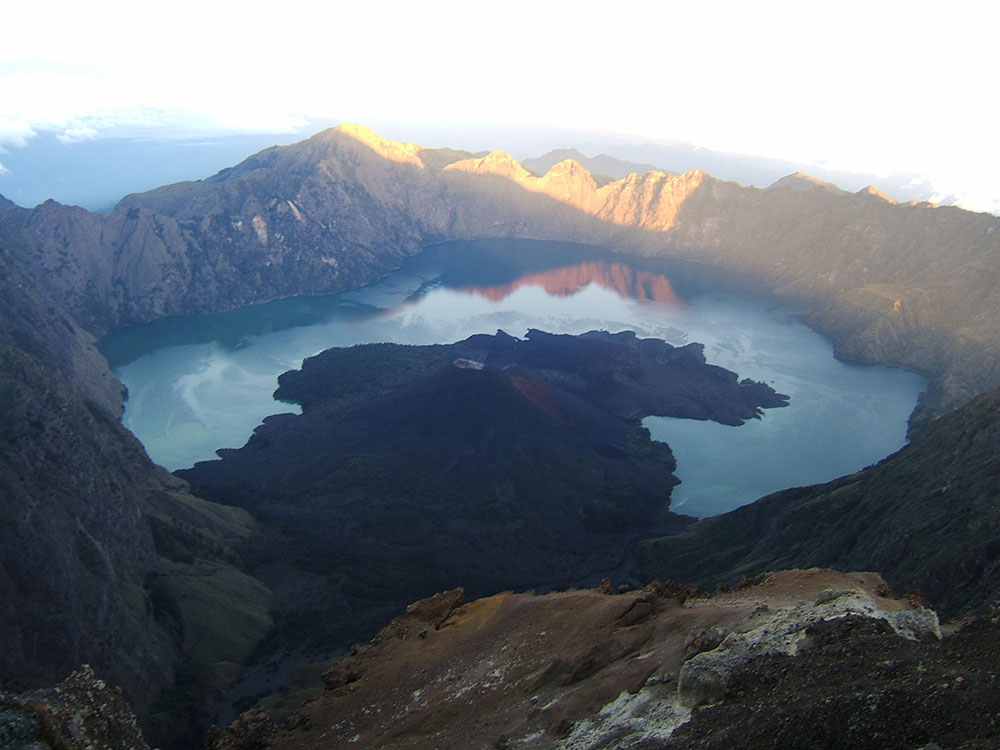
[102,239,926,516]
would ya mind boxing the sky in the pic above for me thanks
[2,0,998,212]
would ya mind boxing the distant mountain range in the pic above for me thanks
[0,127,945,213]
[562,138,947,205]
[2,123,1000,748]
[522,148,663,183]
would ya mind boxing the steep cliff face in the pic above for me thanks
[638,382,1000,619]
[0,247,171,700]
[0,244,272,748]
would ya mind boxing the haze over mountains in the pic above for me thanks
[0,130,311,213]
[521,141,947,209]
[1,126,950,214]
[2,123,1000,748]
[6,123,999,428]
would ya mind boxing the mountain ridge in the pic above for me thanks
[0,243,273,748]
[522,148,663,183]
[5,123,999,430]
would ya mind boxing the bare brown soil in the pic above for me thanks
[209,569,969,750]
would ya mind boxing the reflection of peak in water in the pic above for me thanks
[456,262,684,306]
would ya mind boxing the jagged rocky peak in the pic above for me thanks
[208,568,961,749]
[613,166,706,193]
[535,158,599,201]
[332,122,427,166]
[553,157,699,188]
[444,148,533,180]
[659,166,706,186]
[440,146,709,232]
[544,157,590,177]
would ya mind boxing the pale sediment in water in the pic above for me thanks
[102,240,925,516]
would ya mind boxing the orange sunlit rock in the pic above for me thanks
[444,155,704,231]
[334,123,426,167]
[459,261,684,306]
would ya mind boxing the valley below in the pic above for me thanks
[2,123,1000,749]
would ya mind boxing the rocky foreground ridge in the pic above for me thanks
[208,568,1000,750]
[0,665,151,750]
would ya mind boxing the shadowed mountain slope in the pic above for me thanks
[638,382,1000,618]
[0,232,272,749]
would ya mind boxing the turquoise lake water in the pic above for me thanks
[102,239,927,518]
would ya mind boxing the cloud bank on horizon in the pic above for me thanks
[3,0,998,213]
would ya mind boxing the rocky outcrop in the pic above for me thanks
[669,614,1000,749]
[207,569,956,749]
[0,665,151,750]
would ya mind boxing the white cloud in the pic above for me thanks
[3,0,999,212]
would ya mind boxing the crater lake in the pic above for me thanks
[101,239,927,518]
